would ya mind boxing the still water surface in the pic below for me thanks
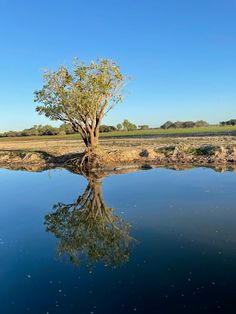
[0,167,236,313]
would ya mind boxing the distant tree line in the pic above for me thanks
[220,119,236,126]
[160,120,209,129]
[85,120,148,133]
[0,124,76,137]
[1,118,235,138]
[0,120,142,137]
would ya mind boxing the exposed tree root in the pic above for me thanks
[65,148,105,174]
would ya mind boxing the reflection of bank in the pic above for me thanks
[45,175,136,269]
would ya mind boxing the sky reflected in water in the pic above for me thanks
[0,167,236,313]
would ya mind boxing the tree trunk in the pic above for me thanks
[75,120,102,168]
[76,115,101,153]
[87,132,99,152]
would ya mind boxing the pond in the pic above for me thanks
[0,167,236,313]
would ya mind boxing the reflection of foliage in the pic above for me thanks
[45,177,135,268]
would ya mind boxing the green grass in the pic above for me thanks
[101,125,236,137]
[0,125,236,141]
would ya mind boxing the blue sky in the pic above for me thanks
[0,0,236,131]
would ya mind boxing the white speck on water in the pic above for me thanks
[27,274,31,279]
[58,290,62,293]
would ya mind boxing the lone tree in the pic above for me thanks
[122,119,137,131]
[34,58,127,153]
[117,123,123,131]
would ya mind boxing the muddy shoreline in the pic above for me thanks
[1,143,236,174]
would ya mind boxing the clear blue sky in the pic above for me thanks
[0,0,236,131]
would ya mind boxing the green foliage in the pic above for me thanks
[59,123,76,135]
[160,121,173,129]
[2,131,19,137]
[34,58,127,148]
[122,119,137,131]
[99,125,116,133]
[0,123,78,137]
[138,125,149,130]
[160,120,209,129]
[155,146,175,155]
[195,145,219,156]
[184,145,221,156]
[116,123,123,131]
[0,125,61,137]
[194,120,209,127]
[220,119,236,126]
[37,125,59,136]
[183,146,197,155]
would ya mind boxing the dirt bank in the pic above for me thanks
[0,142,236,173]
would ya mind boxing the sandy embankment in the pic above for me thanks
[0,136,236,173]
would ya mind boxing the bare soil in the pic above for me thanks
[0,135,236,173]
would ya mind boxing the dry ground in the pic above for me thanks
[0,135,235,157]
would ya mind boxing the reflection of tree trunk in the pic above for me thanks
[73,178,122,228]
[74,178,104,214]
[88,179,106,220]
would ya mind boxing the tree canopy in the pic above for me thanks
[160,120,209,129]
[34,58,127,150]
[122,119,137,131]
[220,119,236,126]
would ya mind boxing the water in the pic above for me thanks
[0,167,236,313]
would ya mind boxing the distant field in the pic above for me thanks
[100,125,236,137]
[0,125,236,142]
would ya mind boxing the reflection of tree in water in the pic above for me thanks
[45,176,135,268]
